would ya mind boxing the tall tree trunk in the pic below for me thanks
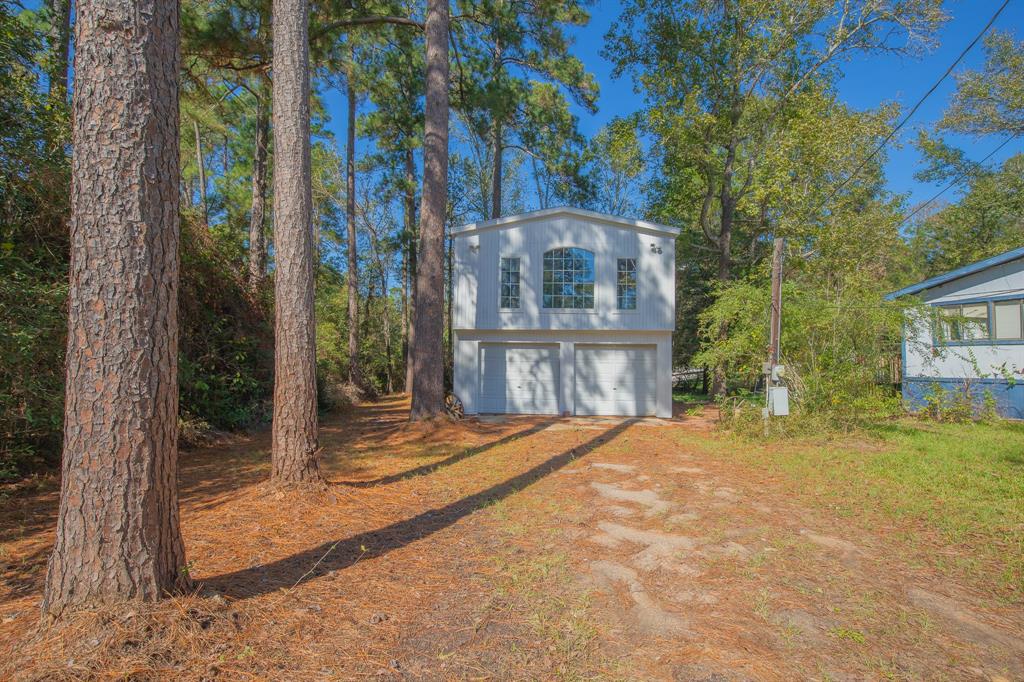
[45,0,71,98]
[193,119,209,227]
[490,119,502,219]
[345,69,360,385]
[42,0,187,617]
[404,146,416,394]
[248,77,270,289]
[710,140,736,398]
[270,0,322,485]
[410,0,449,420]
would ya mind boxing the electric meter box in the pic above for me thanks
[769,386,789,416]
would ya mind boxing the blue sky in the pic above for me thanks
[569,0,1023,207]
[324,0,1022,213]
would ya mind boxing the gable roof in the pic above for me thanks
[453,206,682,238]
[885,246,1024,300]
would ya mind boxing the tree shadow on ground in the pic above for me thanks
[339,419,556,488]
[202,419,636,600]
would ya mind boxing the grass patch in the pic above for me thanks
[712,419,1024,595]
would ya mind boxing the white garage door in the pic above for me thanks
[479,344,560,414]
[574,345,656,416]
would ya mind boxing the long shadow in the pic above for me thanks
[340,419,556,488]
[203,419,636,600]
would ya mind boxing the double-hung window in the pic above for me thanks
[617,258,637,310]
[542,248,594,309]
[500,257,521,309]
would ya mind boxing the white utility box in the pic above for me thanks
[768,386,789,416]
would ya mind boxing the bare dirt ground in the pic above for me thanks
[1,396,1021,680]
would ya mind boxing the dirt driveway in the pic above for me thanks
[1,397,1021,680]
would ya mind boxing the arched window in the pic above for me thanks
[543,247,594,309]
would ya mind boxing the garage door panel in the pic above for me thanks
[479,345,560,414]
[574,345,656,416]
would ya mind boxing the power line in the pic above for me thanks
[898,135,1017,228]
[811,0,1011,217]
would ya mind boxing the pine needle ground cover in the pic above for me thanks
[1,397,1022,679]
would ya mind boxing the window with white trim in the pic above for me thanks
[500,257,520,309]
[542,248,594,309]
[617,258,637,309]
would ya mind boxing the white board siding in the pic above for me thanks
[453,215,675,332]
[478,344,560,414]
[574,345,657,416]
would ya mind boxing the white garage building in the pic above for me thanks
[451,207,678,418]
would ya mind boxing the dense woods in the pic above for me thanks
[0,0,1021,618]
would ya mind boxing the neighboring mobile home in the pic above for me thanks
[887,246,1024,419]
[451,207,679,418]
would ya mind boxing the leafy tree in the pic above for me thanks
[909,153,1024,275]
[452,0,598,217]
[909,30,1024,275]
[941,30,1024,137]
[606,0,946,394]
[585,117,646,216]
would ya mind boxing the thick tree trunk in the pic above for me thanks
[490,119,502,219]
[248,78,270,289]
[45,0,71,98]
[270,0,322,485]
[404,147,417,394]
[410,0,449,420]
[346,71,360,385]
[42,0,187,617]
[193,119,209,226]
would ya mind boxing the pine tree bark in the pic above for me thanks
[270,0,322,485]
[410,0,449,420]
[404,146,417,394]
[490,119,502,219]
[345,69,360,385]
[42,0,187,617]
[248,77,270,289]
[45,0,71,98]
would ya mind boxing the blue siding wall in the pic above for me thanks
[903,378,1024,419]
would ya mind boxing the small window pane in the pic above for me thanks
[961,303,989,340]
[500,257,520,309]
[937,305,961,341]
[994,300,1023,340]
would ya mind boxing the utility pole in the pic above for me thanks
[768,237,784,366]
[764,237,788,419]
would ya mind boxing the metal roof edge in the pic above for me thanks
[885,245,1024,300]
[452,206,682,237]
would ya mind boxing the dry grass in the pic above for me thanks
[1,396,1021,680]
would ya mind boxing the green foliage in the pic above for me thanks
[940,30,1024,137]
[908,32,1024,277]
[0,5,69,478]
[178,220,273,431]
[696,206,905,428]
[585,117,646,215]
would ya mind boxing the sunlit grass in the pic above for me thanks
[705,419,1024,595]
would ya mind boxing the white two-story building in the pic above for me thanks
[451,207,679,418]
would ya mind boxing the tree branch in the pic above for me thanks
[314,15,424,41]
